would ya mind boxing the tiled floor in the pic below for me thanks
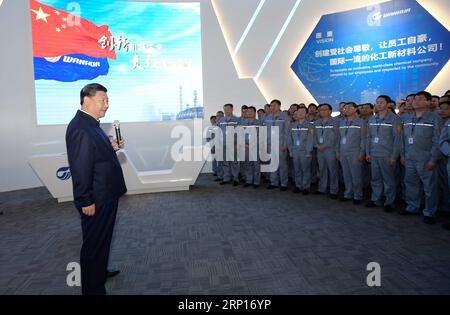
[1,174,449,295]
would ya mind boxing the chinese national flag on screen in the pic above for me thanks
[30,0,117,60]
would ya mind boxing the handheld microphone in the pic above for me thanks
[113,120,122,146]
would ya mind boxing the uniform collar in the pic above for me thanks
[78,110,100,126]
[414,110,430,120]
[377,111,390,118]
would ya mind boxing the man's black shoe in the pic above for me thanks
[280,186,287,191]
[312,191,323,195]
[353,199,362,205]
[423,216,436,225]
[253,185,260,189]
[220,181,230,185]
[107,270,120,278]
[399,209,415,215]
[214,178,222,182]
[302,189,310,195]
[340,197,352,202]
[233,181,239,187]
[439,211,450,219]
[267,185,278,189]
[244,183,252,187]
[384,205,394,213]
[365,201,376,208]
[293,187,301,193]
[330,194,338,199]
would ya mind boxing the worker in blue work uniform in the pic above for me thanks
[336,102,367,204]
[437,101,450,211]
[263,99,289,191]
[396,94,418,203]
[238,105,249,183]
[287,104,301,183]
[399,91,442,224]
[335,102,346,191]
[239,106,261,188]
[438,100,450,230]
[218,104,240,186]
[213,111,225,182]
[259,104,271,184]
[287,106,314,194]
[313,103,339,199]
[206,115,218,177]
[307,104,320,187]
[365,95,403,212]
[359,103,374,198]
[429,99,447,215]
[395,100,411,205]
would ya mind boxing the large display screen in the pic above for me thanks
[30,0,203,125]
[291,0,449,108]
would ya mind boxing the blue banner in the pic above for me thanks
[34,54,109,82]
[291,0,450,109]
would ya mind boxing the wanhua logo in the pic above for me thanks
[367,4,382,27]
[367,4,412,27]
[44,56,62,63]
[56,166,71,181]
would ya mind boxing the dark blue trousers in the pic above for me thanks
[79,199,119,295]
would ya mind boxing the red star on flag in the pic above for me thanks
[30,0,117,60]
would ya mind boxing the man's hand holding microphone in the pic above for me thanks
[110,120,125,151]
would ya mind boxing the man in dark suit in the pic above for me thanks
[66,83,127,295]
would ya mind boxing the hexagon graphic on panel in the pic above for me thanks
[291,0,450,109]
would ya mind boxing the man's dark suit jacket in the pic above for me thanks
[66,110,127,210]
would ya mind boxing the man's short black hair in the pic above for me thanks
[388,100,396,106]
[210,115,216,120]
[241,105,248,110]
[406,93,416,99]
[290,104,300,110]
[296,106,308,114]
[377,95,391,104]
[224,103,233,109]
[439,101,450,108]
[247,106,256,112]
[270,99,281,106]
[318,103,332,111]
[365,103,374,109]
[217,111,224,115]
[308,103,318,109]
[432,95,440,99]
[80,83,107,106]
[346,102,357,108]
[415,91,432,101]
[257,109,265,114]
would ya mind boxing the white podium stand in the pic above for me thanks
[29,147,205,203]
